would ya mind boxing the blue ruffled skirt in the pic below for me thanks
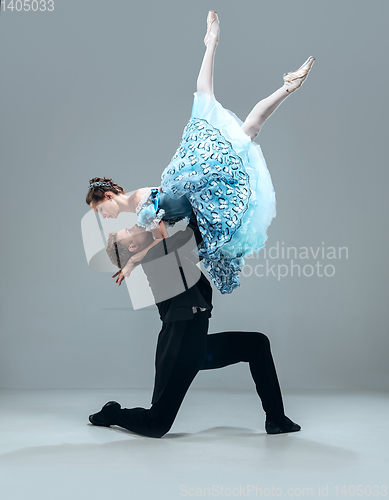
[160,92,276,294]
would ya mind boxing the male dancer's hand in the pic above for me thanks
[112,260,136,286]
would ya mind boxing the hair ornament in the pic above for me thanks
[89,181,112,190]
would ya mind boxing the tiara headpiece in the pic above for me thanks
[88,181,112,190]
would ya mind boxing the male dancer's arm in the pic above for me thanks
[113,221,169,286]
[139,216,211,321]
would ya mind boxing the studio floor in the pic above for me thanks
[0,389,388,500]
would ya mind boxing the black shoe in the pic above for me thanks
[88,401,121,427]
[265,415,301,434]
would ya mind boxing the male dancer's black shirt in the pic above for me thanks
[140,212,213,323]
[139,212,213,406]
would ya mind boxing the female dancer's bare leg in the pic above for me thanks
[241,57,315,141]
[196,13,315,143]
[241,85,292,140]
[196,15,219,98]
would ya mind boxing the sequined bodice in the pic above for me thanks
[135,188,192,230]
[158,191,192,219]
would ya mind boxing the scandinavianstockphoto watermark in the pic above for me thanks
[242,241,349,281]
[179,483,387,497]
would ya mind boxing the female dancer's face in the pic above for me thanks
[90,192,120,219]
[116,224,152,254]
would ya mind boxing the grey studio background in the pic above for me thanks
[0,0,388,393]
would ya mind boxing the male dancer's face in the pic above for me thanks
[116,224,153,254]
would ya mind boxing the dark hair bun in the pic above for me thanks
[86,177,125,205]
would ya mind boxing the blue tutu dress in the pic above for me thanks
[136,91,276,294]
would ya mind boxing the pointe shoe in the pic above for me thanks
[283,56,315,93]
[265,415,301,434]
[204,10,220,48]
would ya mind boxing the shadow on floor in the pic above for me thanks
[0,425,358,471]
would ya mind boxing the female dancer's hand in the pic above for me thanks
[112,260,136,286]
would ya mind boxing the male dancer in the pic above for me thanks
[88,213,301,438]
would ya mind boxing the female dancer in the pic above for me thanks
[86,11,315,294]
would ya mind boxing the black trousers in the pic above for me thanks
[105,311,286,438]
